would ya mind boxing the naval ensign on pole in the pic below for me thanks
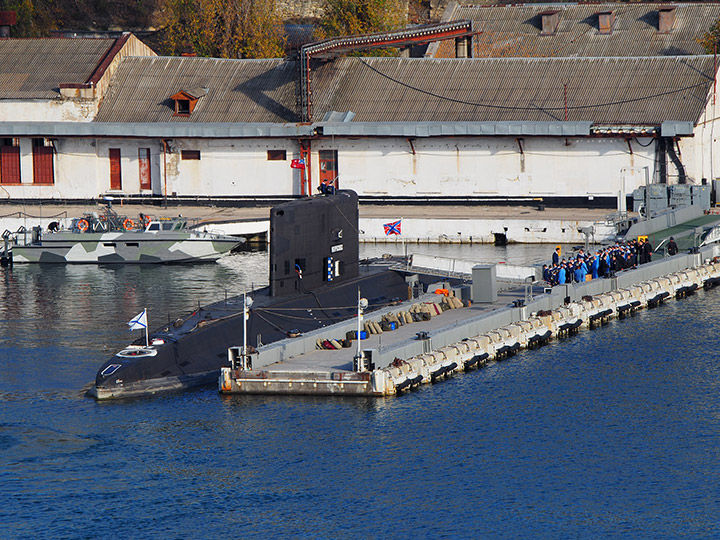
[128,308,149,347]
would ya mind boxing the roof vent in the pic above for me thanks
[321,111,355,123]
[539,10,560,36]
[169,87,208,116]
[658,6,676,34]
[597,11,615,35]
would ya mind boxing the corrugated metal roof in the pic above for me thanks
[433,2,720,58]
[94,54,716,127]
[95,56,299,123]
[0,38,116,98]
[310,56,716,124]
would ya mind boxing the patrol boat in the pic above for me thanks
[88,190,415,399]
[2,202,243,264]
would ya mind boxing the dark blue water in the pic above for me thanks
[2,252,720,539]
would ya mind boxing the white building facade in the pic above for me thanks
[0,40,717,208]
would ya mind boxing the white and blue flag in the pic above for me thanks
[128,309,147,331]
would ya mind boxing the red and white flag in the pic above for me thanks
[383,219,402,236]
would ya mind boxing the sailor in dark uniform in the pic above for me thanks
[643,238,653,263]
[552,247,560,266]
[666,236,678,256]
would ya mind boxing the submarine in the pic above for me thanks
[88,190,421,399]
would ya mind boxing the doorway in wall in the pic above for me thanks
[109,148,122,190]
[139,148,151,191]
[32,138,54,184]
[0,139,20,184]
[319,150,338,189]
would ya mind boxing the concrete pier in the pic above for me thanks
[220,245,720,397]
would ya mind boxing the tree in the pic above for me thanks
[699,19,720,55]
[318,0,406,40]
[159,0,285,58]
[1,0,55,36]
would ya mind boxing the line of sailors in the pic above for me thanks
[542,238,660,286]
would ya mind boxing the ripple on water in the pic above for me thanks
[2,249,720,539]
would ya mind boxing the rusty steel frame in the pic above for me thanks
[300,20,474,122]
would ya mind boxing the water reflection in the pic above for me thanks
[5,246,720,538]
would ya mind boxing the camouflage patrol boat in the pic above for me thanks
[3,203,243,264]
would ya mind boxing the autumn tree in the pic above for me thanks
[0,0,55,36]
[318,0,406,39]
[159,0,285,58]
[699,19,720,55]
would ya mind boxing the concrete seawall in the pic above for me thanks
[220,244,720,396]
[0,204,616,244]
[359,216,615,244]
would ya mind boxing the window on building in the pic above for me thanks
[0,138,21,184]
[32,138,54,185]
[170,89,206,117]
[176,99,191,115]
[267,150,287,161]
[181,150,201,160]
[139,148,151,190]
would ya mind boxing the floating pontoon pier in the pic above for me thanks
[220,245,720,397]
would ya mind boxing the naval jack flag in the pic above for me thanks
[383,218,407,262]
[128,308,149,346]
[383,219,402,236]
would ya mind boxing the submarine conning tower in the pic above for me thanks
[270,190,359,296]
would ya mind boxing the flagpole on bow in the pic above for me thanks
[128,309,150,347]
[144,308,149,347]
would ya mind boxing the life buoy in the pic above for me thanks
[77,219,89,232]
[123,218,134,230]
[141,214,152,227]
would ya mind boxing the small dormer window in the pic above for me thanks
[170,87,208,117]
[176,99,191,115]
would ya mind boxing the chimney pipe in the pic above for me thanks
[658,7,676,34]
[539,10,560,36]
[597,11,615,35]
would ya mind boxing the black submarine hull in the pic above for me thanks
[89,188,423,399]
[89,267,411,399]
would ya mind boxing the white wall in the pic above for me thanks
[312,136,656,201]
[685,85,720,184]
[0,133,669,202]
[0,99,97,122]
[163,139,303,197]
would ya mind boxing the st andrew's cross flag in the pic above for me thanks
[383,219,402,236]
[128,309,148,331]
